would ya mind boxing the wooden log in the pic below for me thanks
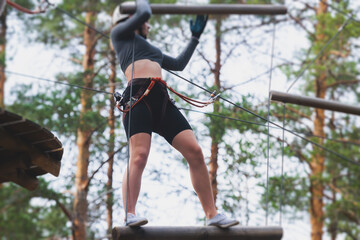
[0,109,63,190]
[270,90,360,116]
[120,4,288,15]
[112,226,283,240]
[0,169,39,190]
[0,129,61,176]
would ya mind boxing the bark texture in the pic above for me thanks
[209,17,222,205]
[106,47,117,239]
[73,11,97,240]
[309,1,327,240]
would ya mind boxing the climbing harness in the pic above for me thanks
[114,77,220,113]
[6,0,53,14]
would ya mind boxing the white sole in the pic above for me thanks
[209,221,239,228]
[127,219,148,227]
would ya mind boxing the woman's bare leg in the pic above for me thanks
[171,129,217,219]
[122,133,151,215]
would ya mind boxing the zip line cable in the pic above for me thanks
[180,108,360,147]
[319,0,360,24]
[53,6,110,40]
[279,104,286,226]
[4,70,113,95]
[179,108,265,127]
[124,37,137,225]
[265,20,277,226]
[286,17,352,92]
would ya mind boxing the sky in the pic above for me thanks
[3,0,360,239]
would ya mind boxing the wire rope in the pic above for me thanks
[286,17,352,92]
[53,6,110,40]
[4,70,112,95]
[279,104,286,226]
[319,0,360,24]
[180,107,360,147]
[265,19,277,226]
[124,37,136,225]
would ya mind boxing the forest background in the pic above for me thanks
[0,0,359,240]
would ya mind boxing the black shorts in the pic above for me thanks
[123,79,192,144]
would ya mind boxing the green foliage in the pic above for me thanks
[267,0,360,238]
[0,50,5,67]
[259,174,309,214]
[9,81,81,136]
[8,70,110,137]
[0,179,70,239]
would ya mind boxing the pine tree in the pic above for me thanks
[266,1,360,239]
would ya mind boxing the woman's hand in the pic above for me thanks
[190,15,208,39]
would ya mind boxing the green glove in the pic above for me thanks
[190,15,208,39]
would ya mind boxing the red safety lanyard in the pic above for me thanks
[116,77,218,113]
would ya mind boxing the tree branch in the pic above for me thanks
[326,79,360,89]
[54,198,73,221]
[288,13,314,38]
[84,144,127,191]
[197,48,213,71]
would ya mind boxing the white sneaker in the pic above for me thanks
[207,213,239,228]
[125,213,148,227]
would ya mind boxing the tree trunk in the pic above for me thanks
[309,2,327,240]
[73,11,97,240]
[209,17,222,205]
[106,47,116,239]
[0,8,6,109]
[329,187,337,240]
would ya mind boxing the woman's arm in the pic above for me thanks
[162,37,199,71]
[110,0,151,40]
[162,15,207,71]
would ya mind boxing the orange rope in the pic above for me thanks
[6,0,49,14]
[116,77,218,113]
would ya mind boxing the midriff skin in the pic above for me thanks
[125,59,162,81]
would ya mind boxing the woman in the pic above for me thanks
[111,0,239,228]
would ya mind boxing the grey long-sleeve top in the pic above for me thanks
[110,0,199,73]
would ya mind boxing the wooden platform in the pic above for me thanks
[0,108,63,190]
[112,226,283,240]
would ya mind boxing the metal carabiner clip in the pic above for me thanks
[209,90,220,102]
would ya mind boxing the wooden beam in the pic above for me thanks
[0,169,39,190]
[270,90,360,116]
[120,4,287,15]
[0,129,61,176]
[112,226,283,240]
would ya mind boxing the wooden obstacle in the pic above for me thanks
[112,226,283,240]
[0,108,63,190]
[120,4,287,15]
[270,90,360,116]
